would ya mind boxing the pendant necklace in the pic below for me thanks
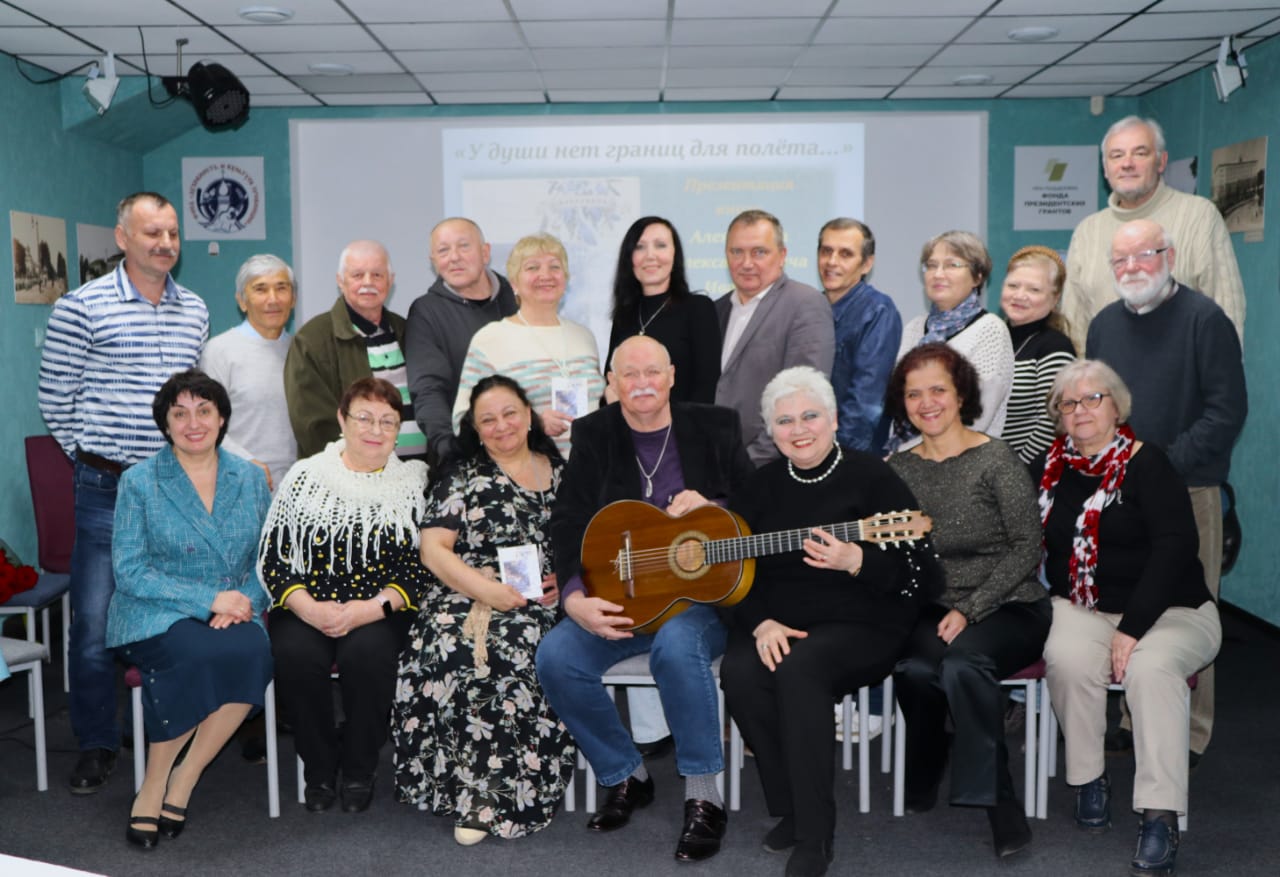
[637,297,670,336]
[635,424,673,499]
[787,445,843,484]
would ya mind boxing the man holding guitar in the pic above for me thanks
[537,335,754,863]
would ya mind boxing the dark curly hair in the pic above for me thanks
[610,216,692,322]
[457,374,564,464]
[884,342,984,432]
[152,368,231,446]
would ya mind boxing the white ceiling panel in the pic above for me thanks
[814,17,972,44]
[521,21,667,48]
[341,0,511,22]
[547,88,661,102]
[315,93,436,106]
[251,93,323,106]
[254,51,404,75]
[774,85,894,100]
[431,91,547,105]
[1103,11,1280,41]
[672,19,821,46]
[367,22,523,51]
[0,0,1271,112]
[663,87,779,101]
[509,0,668,20]
[959,15,1129,43]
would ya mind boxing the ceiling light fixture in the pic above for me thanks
[308,62,355,75]
[1008,25,1059,42]
[953,74,993,86]
[162,39,251,129]
[238,6,294,24]
[83,51,120,115]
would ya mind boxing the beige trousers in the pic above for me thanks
[1187,485,1222,754]
[1044,596,1221,814]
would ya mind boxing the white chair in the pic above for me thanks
[892,662,1048,820]
[835,676,895,814]
[1,637,49,790]
[580,654,737,813]
[131,673,280,817]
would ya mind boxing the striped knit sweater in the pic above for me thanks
[1003,318,1075,464]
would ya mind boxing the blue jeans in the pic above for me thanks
[536,605,726,787]
[68,461,121,752]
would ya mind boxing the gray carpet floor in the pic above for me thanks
[1,606,1276,877]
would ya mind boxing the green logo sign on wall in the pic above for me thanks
[1044,159,1068,182]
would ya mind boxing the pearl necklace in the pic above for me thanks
[787,445,843,484]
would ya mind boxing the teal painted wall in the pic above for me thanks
[0,61,141,563]
[5,44,1272,622]
[1141,38,1280,624]
[139,98,1138,335]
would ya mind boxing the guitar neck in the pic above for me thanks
[706,521,866,564]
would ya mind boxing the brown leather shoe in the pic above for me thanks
[674,798,727,862]
[586,776,655,832]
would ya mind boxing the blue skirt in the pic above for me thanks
[117,618,273,742]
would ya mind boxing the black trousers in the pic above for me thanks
[893,598,1051,807]
[720,621,907,844]
[270,608,411,785]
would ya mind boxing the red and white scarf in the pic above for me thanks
[1037,424,1136,609]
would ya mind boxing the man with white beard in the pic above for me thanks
[1085,218,1246,764]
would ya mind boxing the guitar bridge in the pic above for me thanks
[613,530,634,598]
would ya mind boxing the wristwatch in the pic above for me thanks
[377,595,394,618]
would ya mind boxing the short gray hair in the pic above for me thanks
[235,254,294,297]
[818,217,875,258]
[729,209,785,249]
[337,240,393,277]
[1102,116,1167,156]
[760,366,837,437]
[1047,359,1133,433]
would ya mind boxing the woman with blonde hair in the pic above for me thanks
[1000,246,1076,463]
[453,234,604,459]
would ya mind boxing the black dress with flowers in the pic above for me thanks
[391,455,575,837]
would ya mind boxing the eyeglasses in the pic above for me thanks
[921,260,971,274]
[348,411,400,433]
[1055,392,1111,415]
[1110,247,1168,272]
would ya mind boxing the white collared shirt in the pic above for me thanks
[721,283,775,368]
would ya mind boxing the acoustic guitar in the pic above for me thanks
[580,500,933,634]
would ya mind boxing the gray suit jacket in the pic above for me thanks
[715,273,835,465]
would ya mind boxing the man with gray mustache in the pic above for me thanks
[538,335,753,863]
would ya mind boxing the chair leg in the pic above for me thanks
[729,719,742,811]
[715,687,726,805]
[131,685,146,793]
[1037,680,1051,819]
[28,660,48,791]
[857,687,871,814]
[881,675,894,774]
[264,680,280,818]
[297,755,306,805]
[564,760,576,812]
[1022,680,1037,818]
[24,608,36,719]
[841,694,854,770]
[892,700,906,817]
[61,593,71,693]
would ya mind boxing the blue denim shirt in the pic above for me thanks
[830,280,902,453]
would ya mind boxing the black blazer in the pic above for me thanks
[551,401,755,586]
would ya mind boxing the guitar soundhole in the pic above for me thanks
[668,530,709,580]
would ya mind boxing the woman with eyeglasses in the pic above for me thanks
[1036,359,1219,877]
[259,377,431,815]
[894,231,1014,446]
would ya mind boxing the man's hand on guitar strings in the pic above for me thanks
[664,489,712,517]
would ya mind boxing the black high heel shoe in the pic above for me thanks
[158,802,187,839]
[126,815,160,850]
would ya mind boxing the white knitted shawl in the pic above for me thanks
[258,440,428,578]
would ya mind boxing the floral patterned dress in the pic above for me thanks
[391,455,575,837]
